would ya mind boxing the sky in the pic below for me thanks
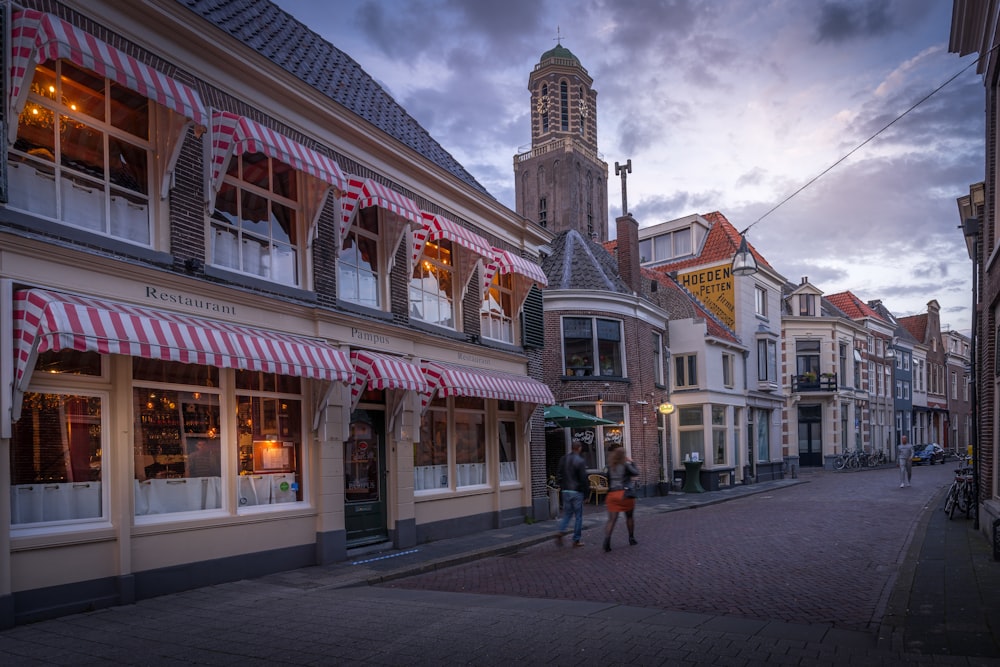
[274,0,984,335]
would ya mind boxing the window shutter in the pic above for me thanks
[521,285,545,348]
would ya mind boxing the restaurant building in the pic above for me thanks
[0,0,551,626]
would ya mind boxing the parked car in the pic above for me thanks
[912,443,945,465]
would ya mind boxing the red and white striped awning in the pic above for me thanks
[8,10,207,137]
[350,350,428,408]
[210,111,346,196]
[482,249,548,291]
[412,213,494,265]
[340,178,423,243]
[419,360,554,407]
[13,289,353,395]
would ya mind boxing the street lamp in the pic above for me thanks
[732,233,759,277]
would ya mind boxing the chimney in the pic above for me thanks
[616,214,640,293]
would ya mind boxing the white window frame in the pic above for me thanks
[674,353,698,389]
[481,271,515,344]
[410,237,457,329]
[754,285,768,317]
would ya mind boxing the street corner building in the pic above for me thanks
[0,0,553,627]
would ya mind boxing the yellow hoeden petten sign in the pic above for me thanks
[678,265,735,329]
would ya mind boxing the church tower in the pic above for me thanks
[514,43,609,241]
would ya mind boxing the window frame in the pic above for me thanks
[754,285,768,317]
[481,271,515,344]
[674,353,698,389]
[338,206,387,310]
[562,316,624,378]
[410,237,457,329]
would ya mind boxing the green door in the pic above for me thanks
[345,408,387,545]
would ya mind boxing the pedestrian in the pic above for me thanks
[898,434,914,488]
[603,446,639,552]
[555,440,589,547]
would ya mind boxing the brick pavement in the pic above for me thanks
[385,465,956,633]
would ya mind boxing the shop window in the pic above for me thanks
[235,393,303,508]
[756,408,771,462]
[455,397,486,488]
[11,392,104,525]
[678,406,703,463]
[9,60,154,245]
[499,419,518,483]
[415,396,448,492]
[481,271,514,343]
[712,405,727,464]
[410,238,455,328]
[562,317,623,377]
[211,152,301,285]
[338,207,382,309]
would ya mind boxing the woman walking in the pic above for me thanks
[603,446,639,552]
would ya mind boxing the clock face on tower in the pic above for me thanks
[536,97,546,114]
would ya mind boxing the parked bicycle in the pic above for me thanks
[943,466,976,519]
[834,449,868,470]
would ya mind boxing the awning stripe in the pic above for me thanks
[13,289,353,391]
[350,350,428,408]
[340,177,423,242]
[482,248,548,291]
[9,10,207,129]
[209,111,346,196]
[412,212,494,265]
[419,360,554,407]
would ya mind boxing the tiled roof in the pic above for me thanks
[651,211,775,275]
[644,268,740,344]
[176,0,491,197]
[825,291,886,322]
[780,281,848,319]
[542,229,631,293]
[898,314,929,345]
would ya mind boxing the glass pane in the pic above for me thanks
[679,407,703,426]
[498,421,517,482]
[236,396,302,506]
[240,190,270,236]
[35,350,102,376]
[108,137,148,195]
[60,121,105,181]
[414,408,448,491]
[271,202,295,244]
[346,411,379,502]
[673,229,692,255]
[108,83,148,139]
[60,62,105,123]
[240,152,269,189]
[132,358,219,386]
[654,234,670,260]
[272,160,296,200]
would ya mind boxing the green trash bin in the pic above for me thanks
[682,461,705,493]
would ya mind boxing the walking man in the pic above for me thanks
[555,440,589,547]
[898,435,914,488]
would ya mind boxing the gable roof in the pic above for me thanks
[898,314,929,345]
[177,0,490,197]
[825,291,887,322]
[651,211,775,275]
[542,229,630,293]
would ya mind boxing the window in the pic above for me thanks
[896,380,902,399]
[678,406,703,462]
[212,152,300,284]
[560,80,569,131]
[903,353,910,371]
[578,86,586,135]
[481,271,514,343]
[839,342,848,382]
[639,238,651,263]
[538,197,547,228]
[339,207,382,308]
[903,381,910,400]
[951,371,958,399]
[754,285,768,317]
[755,408,770,462]
[757,339,777,383]
[650,229,692,262]
[799,294,815,316]
[10,59,154,244]
[562,317,623,377]
[414,396,487,490]
[11,392,105,525]
[674,354,697,388]
[712,405,727,464]
[653,332,664,385]
[722,352,734,388]
[796,340,820,377]
[131,360,304,517]
[410,237,456,328]
[498,418,518,483]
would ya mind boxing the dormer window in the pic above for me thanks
[799,294,815,316]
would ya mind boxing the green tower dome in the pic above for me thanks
[539,44,579,64]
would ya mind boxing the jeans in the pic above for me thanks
[558,490,584,543]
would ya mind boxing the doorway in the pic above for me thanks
[345,407,387,545]
[797,404,823,467]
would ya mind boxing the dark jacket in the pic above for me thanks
[556,450,589,493]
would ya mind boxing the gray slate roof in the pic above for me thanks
[542,230,630,293]
[176,0,491,198]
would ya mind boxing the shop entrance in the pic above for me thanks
[345,407,387,545]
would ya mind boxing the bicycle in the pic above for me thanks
[943,467,976,519]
